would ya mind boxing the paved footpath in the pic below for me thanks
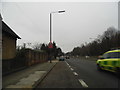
[2,60,58,89]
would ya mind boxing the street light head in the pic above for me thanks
[58,10,65,13]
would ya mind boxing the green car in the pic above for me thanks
[96,49,120,75]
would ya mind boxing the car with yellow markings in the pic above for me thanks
[96,49,120,75]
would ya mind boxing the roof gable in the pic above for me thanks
[2,21,21,39]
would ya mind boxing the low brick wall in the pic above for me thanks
[2,58,26,75]
[25,49,48,66]
[2,49,48,75]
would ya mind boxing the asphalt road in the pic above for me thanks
[36,60,82,88]
[36,58,120,88]
[66,58,120,88]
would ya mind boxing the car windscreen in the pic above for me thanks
[103,52,120,59]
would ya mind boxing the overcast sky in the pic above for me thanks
[1,1,118,53]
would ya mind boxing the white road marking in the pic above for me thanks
[70,68,74,71]
[68,65,71,68]
[65,61,68,65]
[78,79,88,88]
[73,72,78,76]
[65,61,70,66]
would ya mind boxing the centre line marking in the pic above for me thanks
[68,66,71,68]
[67,63,70,66]
[73,72,78,76]
[65,61,69,66]
[70,68,74,71]
[78,79,88,88]
[65,61,67,64]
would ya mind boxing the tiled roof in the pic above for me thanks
[2,21,21,39]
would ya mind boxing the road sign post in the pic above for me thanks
[48,42,53,63]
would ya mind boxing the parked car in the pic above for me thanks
[59,56,65,61]
[96,49,120,75]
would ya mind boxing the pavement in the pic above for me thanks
[2,60,59,89]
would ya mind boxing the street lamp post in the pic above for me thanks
[48,10,65,63]
[49,10,65,43]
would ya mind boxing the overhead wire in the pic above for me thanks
[15,2,41,31]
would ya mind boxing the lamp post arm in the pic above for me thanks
[49,10,65,42]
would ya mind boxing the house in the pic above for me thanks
[0,15,2,59]
[2,21,21,60]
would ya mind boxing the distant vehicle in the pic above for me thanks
[59,56,65,61]
[85,56,90,59]
[66,56,70,59]
[96,49,120,75]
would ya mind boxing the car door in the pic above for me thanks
[102,52,114,71]
[102,52,120,72]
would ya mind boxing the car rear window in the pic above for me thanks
[103,52,120,59]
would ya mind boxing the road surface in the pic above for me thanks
[36,58,120,88]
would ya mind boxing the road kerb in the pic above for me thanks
[33,62,58,88]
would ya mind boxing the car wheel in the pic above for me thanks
[97,64,102,71]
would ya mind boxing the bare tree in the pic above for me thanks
[32,42,42,50]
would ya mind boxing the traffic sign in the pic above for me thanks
[48,41,53,48]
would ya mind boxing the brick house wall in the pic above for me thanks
[2,21,21,60]
[2,33,16,59]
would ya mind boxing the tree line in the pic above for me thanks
[71,27,120,56]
